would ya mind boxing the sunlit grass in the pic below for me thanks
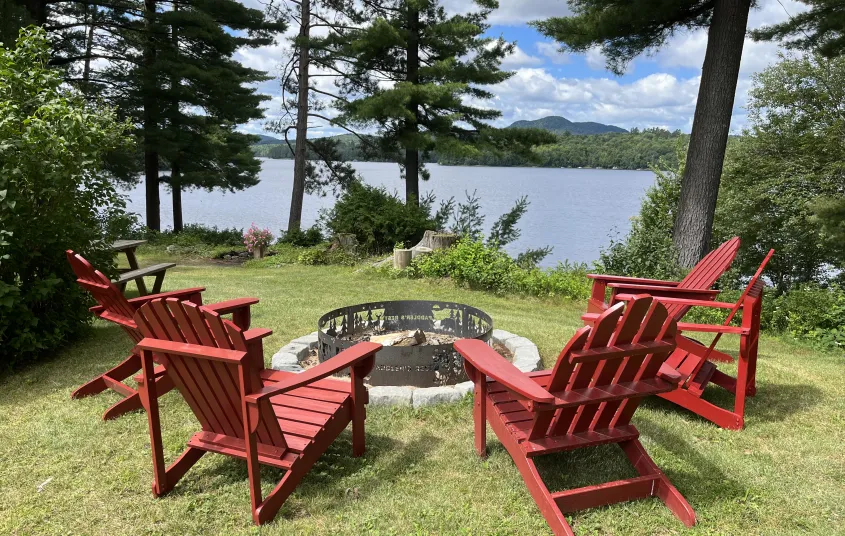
[1,261,843,535]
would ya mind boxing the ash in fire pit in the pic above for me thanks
[318,300,492,387]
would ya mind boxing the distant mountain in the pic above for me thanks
[508,116,627,135]
[254,134,284,145]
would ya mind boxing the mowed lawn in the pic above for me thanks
[1,261,844,535]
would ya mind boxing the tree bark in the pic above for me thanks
[170,3,181,233]
[288,0,310,232]
[142,0,160,231]
[673,0,751,267]
[404,5,420,207]
[172,163,183,232]
[82,6,96,84]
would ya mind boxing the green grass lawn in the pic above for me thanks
[1,261,844,535]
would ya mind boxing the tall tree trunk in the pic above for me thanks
[172,163,183,232]
[673,0,751,266]
[25,0,47,25]
[404,5,420,207]
[170,1,182,233]
[142,0,160,231]
[288,0,310,232]
[82,5,95,84]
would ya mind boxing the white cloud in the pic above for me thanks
[535,41,570,64]
[500,45,544,68]
[442,0,571,24]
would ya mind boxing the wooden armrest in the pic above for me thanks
[243,328,273,341]
[126,287,206,309]
[642,296,736,309]
[134,338,247,363]
[586,274,680,286]
[203,297,259,315]
[657,363,683,384]
[676,323,749,335]
[246,342,381,403]
[454,339,554,404]
[608,284,719,297]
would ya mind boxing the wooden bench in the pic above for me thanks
[115,263,176,295]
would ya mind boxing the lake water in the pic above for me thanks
[121,159,655,266]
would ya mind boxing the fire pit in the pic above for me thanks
[317,300,493,387]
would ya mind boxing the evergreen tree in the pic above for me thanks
[31,0,283,230]
[329,0,554,206]
[533,0,755,266]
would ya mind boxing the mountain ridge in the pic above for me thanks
[508,116,627,135]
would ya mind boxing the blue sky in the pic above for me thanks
[235,0,807,137]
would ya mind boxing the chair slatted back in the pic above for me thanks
[688,249,774,377]
[66,250,140,341]
[530,296,678,440]
[135,298,287,449]
[664,237,741,319]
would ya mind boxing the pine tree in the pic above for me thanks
[533,0,754,266]
[32,0,283,230]
[329,0,554,206]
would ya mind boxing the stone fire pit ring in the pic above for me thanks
[271,328,542,408]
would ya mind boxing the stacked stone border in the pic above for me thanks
[271,329,542,408]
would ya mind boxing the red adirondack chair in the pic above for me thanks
[132,298,381,525]
[586,236,741,319]
[66,250,259,420]
[455,295,695,536]
[635,249,775,430]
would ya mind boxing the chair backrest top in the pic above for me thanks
[134,298,287,449]
[66,250,138,336]
[678,237,741,290]
[537,295,678,436]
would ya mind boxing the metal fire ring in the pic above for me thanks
[317,300,493,387]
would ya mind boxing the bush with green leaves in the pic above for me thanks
[0,28,132,366]
[321,182,449,253]
[134,224,245,247]
[411,239,590,299]
[279,226,324,247]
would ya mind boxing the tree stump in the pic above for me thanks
[332,233,358,253]
[428,232,457,251]
[412,246,432,259]
[393,248,412,270]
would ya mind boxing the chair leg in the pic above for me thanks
[620,439,696,527]
[474,378,488,458]
[72,354,141,399]
[103,372,175,421]
[154,447,205,497]
[254,465,307,525]
[513,456,575,536]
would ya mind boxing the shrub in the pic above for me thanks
[279,226,324,247]
[296,248,358,266]
[321,182,442,253]
[411,239,590,299]
[0,28,132,366]
[129,223,244,247]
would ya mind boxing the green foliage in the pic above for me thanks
[765,284,845,351]
[596,143,685,280]
[257,128,683,171]
[488,196,528,247]
[321,182,444,253]
[752,0,845,58]
[296,248,359,267]
[132,224,245,247]
[279,226,325,247]
[713,54,845,291]
[0,28,132,366]
[411,239,590,299]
